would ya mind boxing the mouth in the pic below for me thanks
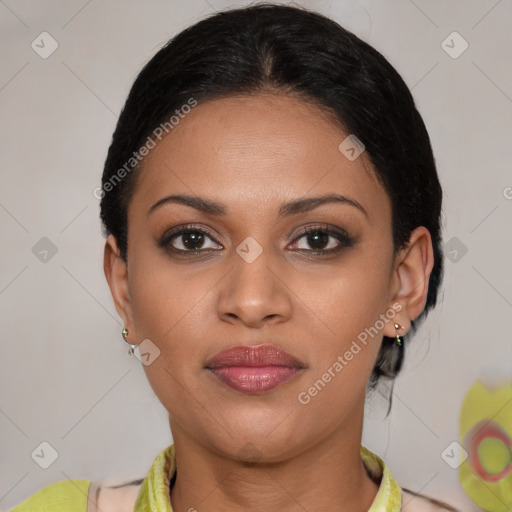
[204,344,306,394]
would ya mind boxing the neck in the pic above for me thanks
[167,407,379,512]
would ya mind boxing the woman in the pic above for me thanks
[11,3,458,511]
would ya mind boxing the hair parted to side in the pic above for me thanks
[99,2,444,409]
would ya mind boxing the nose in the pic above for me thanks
[217,247,292,329]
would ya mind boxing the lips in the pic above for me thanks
[205,344,305,394]
[205,344,305,369]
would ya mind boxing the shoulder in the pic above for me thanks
[9,479,91,511]
[9,478,144,512]
[87,479,143,512]
[402,488,460,512]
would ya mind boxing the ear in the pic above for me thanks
[103,235,137,342]
[383,226,435,338]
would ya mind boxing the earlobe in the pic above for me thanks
[384,226,434,338]
[103,235,135,332]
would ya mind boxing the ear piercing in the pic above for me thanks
[394,323,404,347]
[122,327,138,355]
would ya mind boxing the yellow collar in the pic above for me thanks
[134,444,402,511]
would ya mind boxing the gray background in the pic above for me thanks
[1,1,511,510]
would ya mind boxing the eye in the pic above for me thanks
[159,223,354,257]
[159,224,222,254]
[288,225,354,255]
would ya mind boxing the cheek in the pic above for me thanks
[297,250,392,389]
[127,251,219,371]
[296,275,389,419]
[311,249,392,333]
[128,251,196,342]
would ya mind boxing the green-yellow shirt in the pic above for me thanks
[10,444,403,511]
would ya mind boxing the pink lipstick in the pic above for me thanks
[205,344,304,394]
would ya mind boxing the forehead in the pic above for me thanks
[129,94,390,223]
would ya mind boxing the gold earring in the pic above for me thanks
[394,323,404,347]
[121,327,137,355]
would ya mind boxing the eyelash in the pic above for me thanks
[159,223,354,258]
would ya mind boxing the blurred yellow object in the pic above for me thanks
[459,380,512,512]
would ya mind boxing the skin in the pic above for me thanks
[104,93,434,511]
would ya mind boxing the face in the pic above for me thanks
[105,93,432,462]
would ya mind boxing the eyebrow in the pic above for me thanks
[147,193,368,219]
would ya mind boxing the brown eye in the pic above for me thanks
[175,230,206,250]
[159,225,223,254]
[302,230,331,251]
[289,225,354,255]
